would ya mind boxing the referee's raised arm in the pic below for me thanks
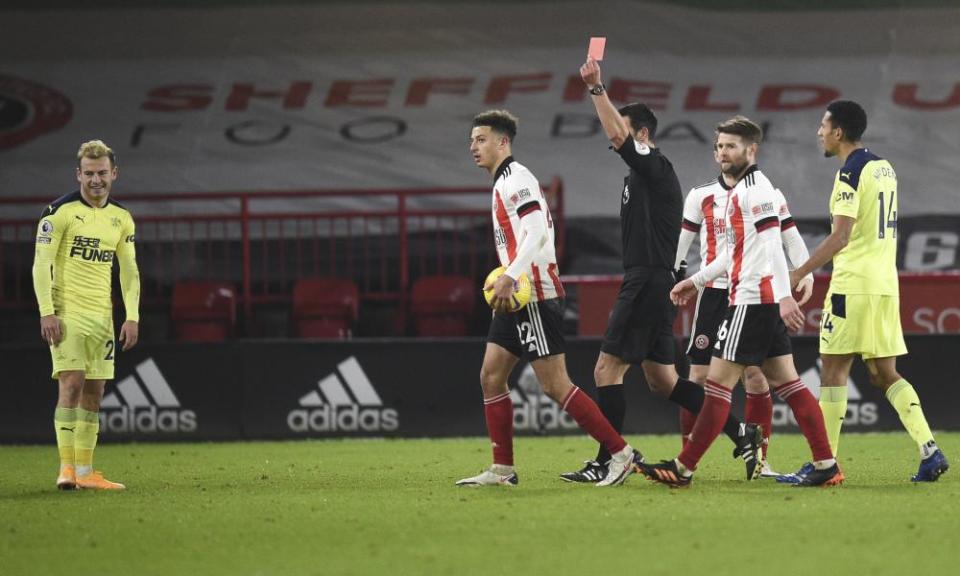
[580,58,630,148]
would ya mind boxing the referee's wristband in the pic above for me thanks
[589,83,605,96]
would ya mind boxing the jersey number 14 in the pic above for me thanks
[877,190,898,239]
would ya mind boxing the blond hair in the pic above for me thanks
[76,139,117,167]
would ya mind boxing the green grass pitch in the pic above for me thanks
[2,433,958,576]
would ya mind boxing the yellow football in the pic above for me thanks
[483,266,531,312]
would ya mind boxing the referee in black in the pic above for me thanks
[560,57,761,482]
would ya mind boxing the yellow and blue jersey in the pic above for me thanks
[828,148,899,296]
[32,191,140,321]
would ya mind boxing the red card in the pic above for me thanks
[588,37,606,61]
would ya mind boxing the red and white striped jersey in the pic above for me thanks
[724,166,789,306]
[491,157,564,302]
[682,175,732,290]
[683,176,799,293]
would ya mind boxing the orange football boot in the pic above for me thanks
[76,470,126,490]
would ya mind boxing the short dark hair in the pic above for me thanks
[617,103,658,139]
[472,109,518,141]
[825,100,867,142]
[715,115,763,145]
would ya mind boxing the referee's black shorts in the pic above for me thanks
[686,287,729,366]
[600,267,676,365]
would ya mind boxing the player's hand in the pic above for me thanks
[789,269,801,290]
[580,58,602,87]
[670,279,698,306]
[119,320,139,351]
[484,273,517,313]
[794,275,814,306]
[40,314,62,346]
[779,297,805,333]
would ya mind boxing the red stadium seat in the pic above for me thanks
[170,281,237,342]
[410,275,476,337]
[292,278,359,338]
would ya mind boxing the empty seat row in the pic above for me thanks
[170,275,477,341]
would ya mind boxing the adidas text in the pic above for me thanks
[287,406,399,432]
[100,406,198,433]
[288,356,399,433]
[101,358,197,435]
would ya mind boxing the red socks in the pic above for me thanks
[484,391,514,466]
[775,379,833,462]
[562,386,627,456]
[745,391,773,458]
[678,380,732,471]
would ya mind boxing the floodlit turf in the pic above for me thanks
[1,433,958,576]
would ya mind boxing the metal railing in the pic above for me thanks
[0,178,565,334]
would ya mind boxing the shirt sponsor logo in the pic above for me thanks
[836,190,855,202]
[126,234,135,243]
[752,202,775,216]
[516,187,532,200]
[494,227,507,247]
[69,235,115,262]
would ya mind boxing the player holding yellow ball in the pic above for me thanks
[457,110,644,488]
[482,266,531,313]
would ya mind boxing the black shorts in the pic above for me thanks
[712,303,792,367]
[487,298,566,359]
[600,267,676,365]
[686,287,729,366]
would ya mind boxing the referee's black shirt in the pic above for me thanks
[613,135,682,271]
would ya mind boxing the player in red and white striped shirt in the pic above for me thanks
[489,152,564,303]
[675,144,815,473]
[639,116,840,487]
[457,110,643,488]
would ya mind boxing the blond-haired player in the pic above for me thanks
[32,140,141,490]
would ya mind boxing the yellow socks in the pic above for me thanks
[54,407,77,468]
[819,386,847,458]
[885,379,936,456]
[75,408,101,476]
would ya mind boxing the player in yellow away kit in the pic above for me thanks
[32,140,141,491]
[787,101,948,483]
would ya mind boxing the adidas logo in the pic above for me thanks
[287,356,398,433]
[773,358,877,427]
[511,364,578,431]
[101,358,197,434]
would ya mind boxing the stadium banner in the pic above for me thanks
[1,3,959,222]
[1,345,245,442]
[3,335,960,443]
[570,272,960,337]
